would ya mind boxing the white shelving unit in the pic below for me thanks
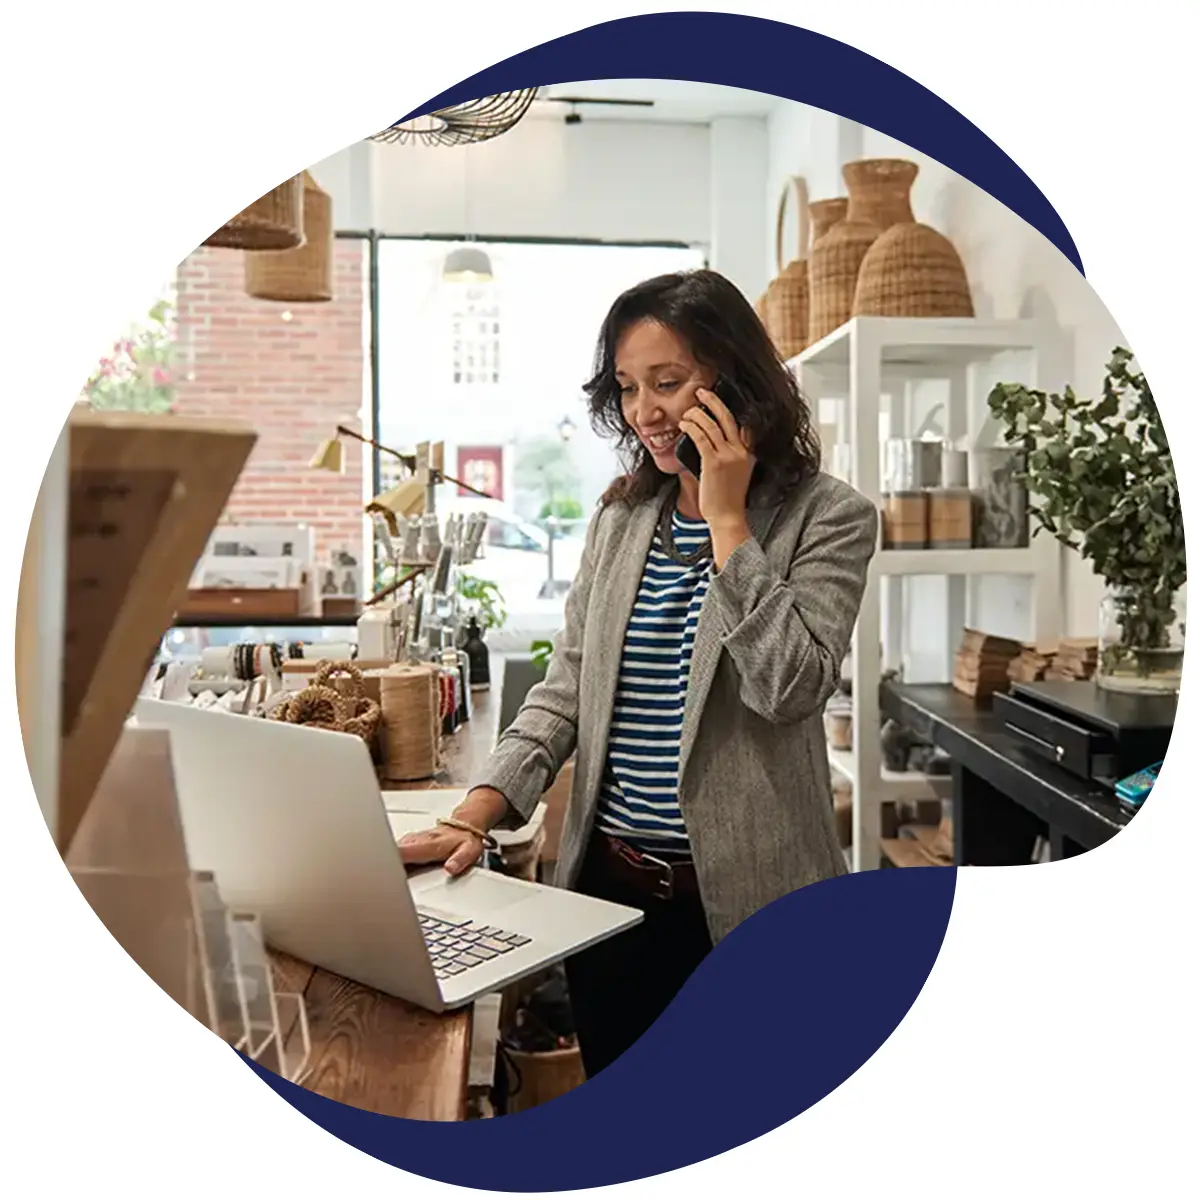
[789,317,1064,872]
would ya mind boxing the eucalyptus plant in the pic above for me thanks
[987,348,1185,675]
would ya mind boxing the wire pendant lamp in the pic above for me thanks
[244,171,334,302]
[204,174,304,251]
[369,89,537,147]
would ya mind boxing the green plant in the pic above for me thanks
[987,347,1185,675]
[82,296,178,413]
[458,574,507,631]
[530,638,554,670]
[539,498,584,521]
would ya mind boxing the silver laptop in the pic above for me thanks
[132,699,641,1012]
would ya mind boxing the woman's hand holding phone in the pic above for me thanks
[679,387,756,546]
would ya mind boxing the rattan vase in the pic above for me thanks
[807,160,919,344]
[853,214,974,320]
[765,176,811,359]
[204,174,304,252]
[810,197,849,245]
[244,171,333,302]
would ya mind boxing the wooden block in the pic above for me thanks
[56,409,255,854]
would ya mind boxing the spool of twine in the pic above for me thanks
[379,666,439,782]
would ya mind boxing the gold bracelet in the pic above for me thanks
[437,816,499,851]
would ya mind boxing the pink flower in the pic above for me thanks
[152,367,169,385]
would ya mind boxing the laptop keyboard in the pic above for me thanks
[418,909,532,981]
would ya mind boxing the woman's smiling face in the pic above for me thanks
[615,318,713,475]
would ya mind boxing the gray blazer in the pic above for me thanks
[470,470,879,944]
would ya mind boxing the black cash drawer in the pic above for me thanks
[994,690,1117,781]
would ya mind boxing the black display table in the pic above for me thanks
[881,680,1133,864]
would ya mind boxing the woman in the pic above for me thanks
[400,268,878,1078]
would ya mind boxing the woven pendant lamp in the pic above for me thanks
[204,174,304,252]
[244,172,333,302]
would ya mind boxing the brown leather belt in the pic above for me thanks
[589,834,700,902]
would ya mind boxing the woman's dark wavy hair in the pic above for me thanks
[583,268,822,508]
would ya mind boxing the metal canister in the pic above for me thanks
[884,438,943,492]
[941,447,969,488]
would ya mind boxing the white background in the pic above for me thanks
[2,1,1197,1195]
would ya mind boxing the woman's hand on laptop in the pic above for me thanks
[396,786,509,877]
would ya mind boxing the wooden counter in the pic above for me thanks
[266,678,502,1120]
[271,951,473,1121]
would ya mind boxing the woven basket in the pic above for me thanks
[244,171,333,302]
[807,160,919,344]
[810,197,848,244]
[853,222,974,318]
[758,277,782,349]
[766,176,810,359]
[204,174,304,252]
[808,214,879,345]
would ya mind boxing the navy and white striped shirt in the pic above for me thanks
[595,510,711,856]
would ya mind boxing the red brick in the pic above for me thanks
[173,240,366,565]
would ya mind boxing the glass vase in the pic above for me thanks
[1096,585,1185,696]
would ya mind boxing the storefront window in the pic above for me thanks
[376,237,705,641]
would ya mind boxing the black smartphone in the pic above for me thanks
[674,373,749,477]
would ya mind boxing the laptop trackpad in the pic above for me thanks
[418,869,538,917]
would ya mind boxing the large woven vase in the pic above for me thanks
[807,160,918,344]
[765,176,811,359]
[810,197,849,247]
[853,165,974,319]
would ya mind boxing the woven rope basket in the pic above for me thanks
[379,665,439,783]
[204,174,304,252]
[244,171,333,302]
[853,222,974,318]
[766,176,811,359]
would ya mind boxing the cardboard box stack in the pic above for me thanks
[953,628,1023,699]
[1046,637,1099,682]
[1008,641,1057,683]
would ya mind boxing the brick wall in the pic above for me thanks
[173,238,367,566]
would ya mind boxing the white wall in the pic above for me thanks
[710,117,769,302]
[310,111,795,302]
[369,118,712,247]
[764,104,854,280]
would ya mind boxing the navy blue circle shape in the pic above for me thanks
[394,11,1082,273]
[246,866,956,1191]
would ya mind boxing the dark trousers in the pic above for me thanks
[564,837,713,1080]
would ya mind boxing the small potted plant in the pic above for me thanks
[988,347,1185,695]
